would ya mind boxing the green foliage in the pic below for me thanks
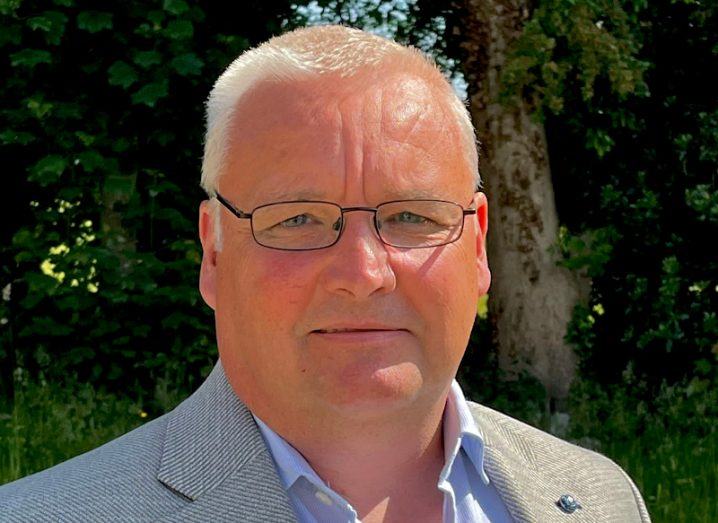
[501,0,649,121]
[686,183,718,224]
[171,52,204,76]
[549,1,718,397]
[10,49,52,68]
[29,155,68,186]
[1,1,295,395]
[556,225,617,277]
[131,79,169,107]
[27,11,68,46]
[76,11,113,33]
[107,61,139,89]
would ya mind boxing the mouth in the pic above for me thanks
[314,328,404,334]
[307,326,412,347]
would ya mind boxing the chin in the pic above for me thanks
[318,362,428,417]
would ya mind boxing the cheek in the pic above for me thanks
[394,244,478,310]
[242,251,324,316]
[393,245,478,362]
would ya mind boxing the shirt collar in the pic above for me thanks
[440,380,491,486]
[253,414,328,491]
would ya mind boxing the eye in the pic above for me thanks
[279,214,312,227]
[391,211,431,224]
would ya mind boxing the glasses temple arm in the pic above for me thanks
[215,193,252,219]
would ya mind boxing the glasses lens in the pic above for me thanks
[252,202,342,250]
[377,200,463,248]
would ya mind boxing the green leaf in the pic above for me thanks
[165,19,193,40]
[28,15,53,32]
[108,61,139,89]
[133,50,162,69]
[685,184,718,224]
[163,0,189,15]
[585,128,615,157]
[171,52,203,76]
[30,155,68,186]
[131,80,169,107]
[77,11,113,33]
[77,150,105,172]
[0,0,22,16]
[75,131,96,147]
[695,359,712,376]
[0,130,35,145]
[26,97,54,118]
[10,49,52,68]
[27,11,68,45]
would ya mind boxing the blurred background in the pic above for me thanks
[0,1,716,521]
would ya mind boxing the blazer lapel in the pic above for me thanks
[477,416,538,523]
[156,360,297,522]
[471,402,622,522]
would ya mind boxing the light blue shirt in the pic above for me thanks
[254,381,513,522]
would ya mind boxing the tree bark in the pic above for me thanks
[451,0,587,398]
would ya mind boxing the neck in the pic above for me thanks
[285,396,449,521]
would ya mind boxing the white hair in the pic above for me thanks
[201,25,479,247]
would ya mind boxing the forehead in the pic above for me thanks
[221,72,472,202]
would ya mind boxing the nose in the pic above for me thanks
[319,211,396,299]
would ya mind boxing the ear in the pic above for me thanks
[473,192,491,297]
[199,200,218,310]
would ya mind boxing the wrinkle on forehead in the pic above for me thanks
[373,74,459,157]
[356,74,467,191]
[221,72,472,203]
[228,80,343,151]
[221,79,345,199]
[381,76,432,133]
[230,71,454,143]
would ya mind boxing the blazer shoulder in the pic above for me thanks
[0,411,186,522]
[467,400,651,522]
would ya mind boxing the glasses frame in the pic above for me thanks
[214,192,478,251]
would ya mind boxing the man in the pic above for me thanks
[0,26,650,522]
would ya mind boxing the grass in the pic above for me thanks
[0,378,147,484]
[1,379,716,522]
[605,429,718,523]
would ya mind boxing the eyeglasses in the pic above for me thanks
[215,193,477,251]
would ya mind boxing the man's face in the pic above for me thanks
[199,72,490,425]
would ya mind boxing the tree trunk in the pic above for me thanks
[451,0,588,398]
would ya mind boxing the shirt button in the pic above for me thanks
[315,490,333,506]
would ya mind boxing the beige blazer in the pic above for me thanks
[0,360,650,522]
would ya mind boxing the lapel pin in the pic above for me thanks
[557,494,582,514]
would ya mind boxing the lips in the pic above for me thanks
[307,324,411,346]
[315,328,400,333]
